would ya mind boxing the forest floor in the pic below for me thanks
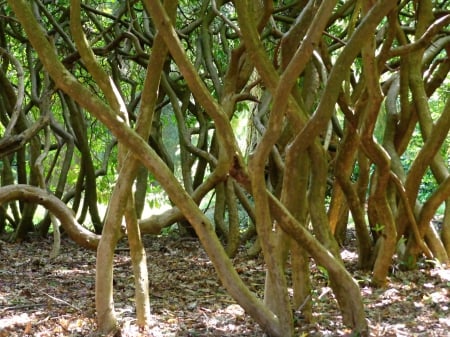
[1,233,450,337]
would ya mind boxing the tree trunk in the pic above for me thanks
[441,200,450,256]
[225,178,240,257]
[268,194,368,334]
[125,196,151,328]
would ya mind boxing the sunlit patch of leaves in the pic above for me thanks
[1,234,450,336]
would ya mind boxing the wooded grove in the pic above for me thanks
[1,1,450,336]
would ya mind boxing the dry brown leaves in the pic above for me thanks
[0,234,449,336]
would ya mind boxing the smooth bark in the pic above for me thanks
[0,184,100,249]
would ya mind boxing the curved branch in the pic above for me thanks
[0,184,100,250]
[0,47,25,137]
[70,0,128,121]
[0,115,50,158]
[389,14,450,57]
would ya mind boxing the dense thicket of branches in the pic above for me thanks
[1,1,449,336]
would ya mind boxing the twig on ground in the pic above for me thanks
[0,303,46,312]
[38,290,81,312]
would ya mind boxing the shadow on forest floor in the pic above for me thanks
[1,233,449,336]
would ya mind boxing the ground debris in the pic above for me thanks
[0,235,448,336]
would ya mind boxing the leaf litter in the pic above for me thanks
[0,234,449,336]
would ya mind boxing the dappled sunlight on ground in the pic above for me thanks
[1,235,449,336]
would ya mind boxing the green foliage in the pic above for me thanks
[400,125,445,203]
[159,224,179,237]
[3,1,450,335]
[399,254,416,270]
[146,180,170,210]
[317,265,330,283]
[372,223,385,233]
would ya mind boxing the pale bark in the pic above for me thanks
[33,93,62,259]
[0,184,100,249]
[125,195,150,327]
[282,156,312,320]
[267,193,368,333]
[234,1,396,331]
[359,18,396,286]
[11,1,448,336]
[70,0,139,331]
[334,125,373,268]
[397,0,450,264]
[10,2,283,336]
[237,2,338,333]
[225,178,240,257]
[442,202,450,256]
[284,0,398,154]
[214,182,228,238]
